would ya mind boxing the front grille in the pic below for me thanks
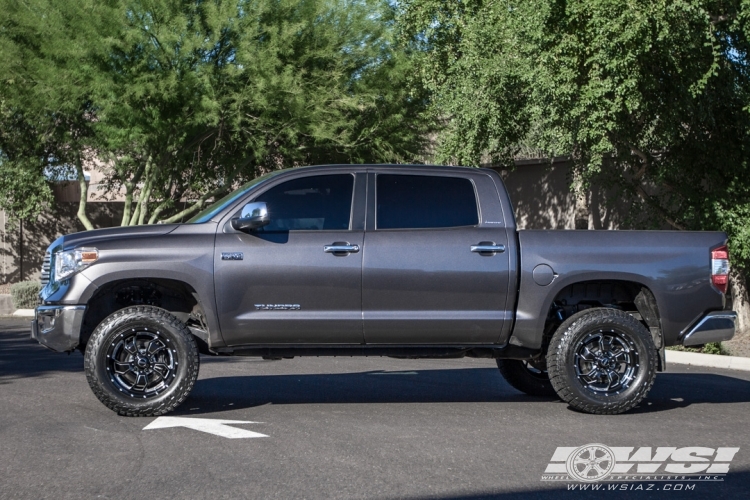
[41,251,51,286]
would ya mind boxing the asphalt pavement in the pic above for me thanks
[2,317,750,500]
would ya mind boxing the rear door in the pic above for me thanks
[362,171,511,344]
[214,172,365,345]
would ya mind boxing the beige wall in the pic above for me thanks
[0,201,124,283]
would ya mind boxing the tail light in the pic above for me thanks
[711,245,730,294]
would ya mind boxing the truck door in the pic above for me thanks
[214,172,365,345]
[362,171,511,344]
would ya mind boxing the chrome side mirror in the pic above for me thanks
[231,202,270,232]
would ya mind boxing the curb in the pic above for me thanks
[12,309,35,317]
[666,349,750,372]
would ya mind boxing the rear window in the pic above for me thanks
[376,174,479,230]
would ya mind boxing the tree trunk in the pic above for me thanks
[75,157,94,231]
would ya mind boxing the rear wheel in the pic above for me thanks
[84,306,199,417]
[547,308,657,415]
[496,359,557,397]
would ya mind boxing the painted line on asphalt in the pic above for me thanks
[666,350,750,372]
[143,417,268,439]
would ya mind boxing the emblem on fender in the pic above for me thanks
[221,252,244,260]
[254,304,301,310]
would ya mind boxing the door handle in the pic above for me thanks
[324,244,360,254]
[471,243,505,254]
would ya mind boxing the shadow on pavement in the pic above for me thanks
[0,318,84,382]
[173,367,550,415]
[175,366,750,416]
[3,318,750,419]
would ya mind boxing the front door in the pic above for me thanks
[215,173,364,345]
[362,172,511,344]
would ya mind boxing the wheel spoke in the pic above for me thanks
[113,361,131,374]
[605,370,614,390]
[123,340,138,355]
[152,363,169,378]
[592,463,608,474]
[146,340,165,355]
[133,373,148,391]
[608,369,621,387]
[579,346,597,361]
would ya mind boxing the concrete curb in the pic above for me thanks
[666,349,750,372]
[12,309,34,317]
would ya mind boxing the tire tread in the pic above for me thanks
[547,308,657,415]
[84,306,199,417]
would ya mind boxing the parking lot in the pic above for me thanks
[2,317,750,499]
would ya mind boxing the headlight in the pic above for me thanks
[54,247,99,282]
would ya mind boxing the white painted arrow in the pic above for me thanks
[143,417,268,439]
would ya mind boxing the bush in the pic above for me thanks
[10,281,41,309]
[667,342,727,355]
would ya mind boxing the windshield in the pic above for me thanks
[186,171,283,223]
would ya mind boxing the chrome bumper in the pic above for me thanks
[681,311,737,346]
[31,305,86,352]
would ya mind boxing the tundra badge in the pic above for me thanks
[255,304,301,310]
[221,252,244,261]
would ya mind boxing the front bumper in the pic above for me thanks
[31,305,86,352]
[680,311,737,346]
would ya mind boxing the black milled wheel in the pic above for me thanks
[84,306,199,417]
[496,359,557,397]
[547,308,657,415]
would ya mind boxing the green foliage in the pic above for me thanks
[10,281,41,309]
[0,0,120,227]
[401,0,750,269]
[1,0,431,227]
[667,342,728,355]
[0,155,53,222]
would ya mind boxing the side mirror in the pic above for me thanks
[231,202,270,232]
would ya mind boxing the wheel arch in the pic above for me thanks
[79,278,213,354]
[512,276,665,369]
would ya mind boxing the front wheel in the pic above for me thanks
[547,308,657,415]
[84,306,200,417]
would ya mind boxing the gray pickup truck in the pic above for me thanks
[32,164,737,416]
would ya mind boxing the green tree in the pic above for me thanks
[96,0,431,225]
[1,0,430,227]
[0,0,120,229]
[401,0,750,268]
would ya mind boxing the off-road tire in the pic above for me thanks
[496,359,557,397]
[84,306,199,417]
[547,308,657,415]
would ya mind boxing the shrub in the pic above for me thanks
[10,281,41,309]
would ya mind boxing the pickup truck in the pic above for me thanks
[31,164,737,416]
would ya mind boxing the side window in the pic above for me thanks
[254,174,354,231]
[376,174,479,230]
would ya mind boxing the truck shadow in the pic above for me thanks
[175,365,750,416]
[0,319,84,383]
[3,320,750,417]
